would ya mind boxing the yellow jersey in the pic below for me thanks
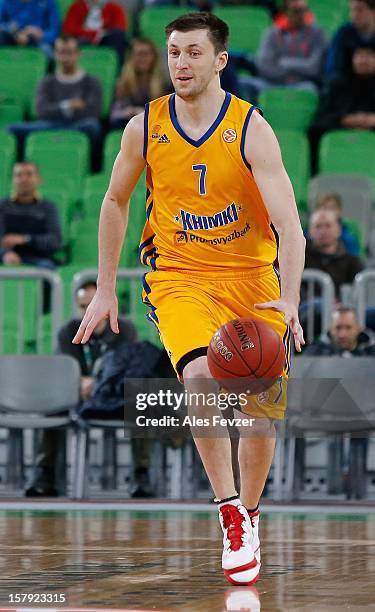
[138,92,277,272]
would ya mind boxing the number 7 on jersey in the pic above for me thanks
[192,164,207,196]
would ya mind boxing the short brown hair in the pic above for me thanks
[165,12,229,54]
[315,192,343,211]
[14,161,40,174]
[55,34,80,50]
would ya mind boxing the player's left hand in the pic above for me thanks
[254,299,305,352]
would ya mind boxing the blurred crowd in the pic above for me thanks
[0,0,374,499]
[1,0,374,317]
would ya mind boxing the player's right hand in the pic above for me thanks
[72,291,119,344]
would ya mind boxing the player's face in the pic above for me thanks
[330,312,360,350]
[167,29,227,100]
[13,164,40,196]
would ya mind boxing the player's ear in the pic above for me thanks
[216,50,228,73]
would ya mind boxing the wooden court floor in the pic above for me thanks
[1,505,375,611]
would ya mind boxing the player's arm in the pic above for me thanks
[73,113,146,344]
[244,111,306,351]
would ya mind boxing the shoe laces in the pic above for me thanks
[221,504,246,552]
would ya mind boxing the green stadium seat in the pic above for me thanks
[341,1,351,22]
[125,173,147,267]
[0,48,47,115]
[0,274,42,354]
[70,219,99,266]
[309,0,347,13]
[80,47,118,117]
[259,87,319,131]
[275,130,310,210]
[83,173,108,218]
[58,0,73,18]
[318,130,375,187]
[0,131,17,198]
[0,98,23,129]
[103,130,122,175]
[312,4,345,35]
[82,171,147,266]
[139,7,187,49]
[25,130,90,197]
[40,186,76,248]
[84,172,109,193]
[214,7,272,54]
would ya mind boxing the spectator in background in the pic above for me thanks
[242,0,327,102]
[307,192,361,256]
[110,38,170,130]
[299,209,364,337]
[9,35,102,163]
[25,281,144,497]
[304,306,375,500]
[309,45,375,168]
[0,0,60,58]
[274,0,314,26]
[0,162,62,270]
[62,0,128,66]
[305,209,363,299]
[326,0,375,80]
[305,305,375,356]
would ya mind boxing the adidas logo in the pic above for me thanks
[158,133,170,143]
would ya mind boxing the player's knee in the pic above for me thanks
[236,414,276,437]
[182,355,211,381]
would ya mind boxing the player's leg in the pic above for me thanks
[216,267,290,504]
[183,355,259,585]
[238,418,276,510]
[183,355,236,500]
[235,415,277,571]
[142,271,259,585]
[210,266,290,581]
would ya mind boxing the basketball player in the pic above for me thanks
[73,13,305,585]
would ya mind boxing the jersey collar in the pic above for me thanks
[168,91,232,148]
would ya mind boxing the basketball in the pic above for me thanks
[207,318,285,394]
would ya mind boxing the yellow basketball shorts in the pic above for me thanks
[142,265,292,419]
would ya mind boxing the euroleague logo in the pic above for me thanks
[151,124,161,139]
[222,129,237,143]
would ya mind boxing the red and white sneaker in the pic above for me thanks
[248,508,261,568]
[219,501,259,586]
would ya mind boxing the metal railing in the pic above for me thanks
[301,269,336,343]
[353,269,375,328]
